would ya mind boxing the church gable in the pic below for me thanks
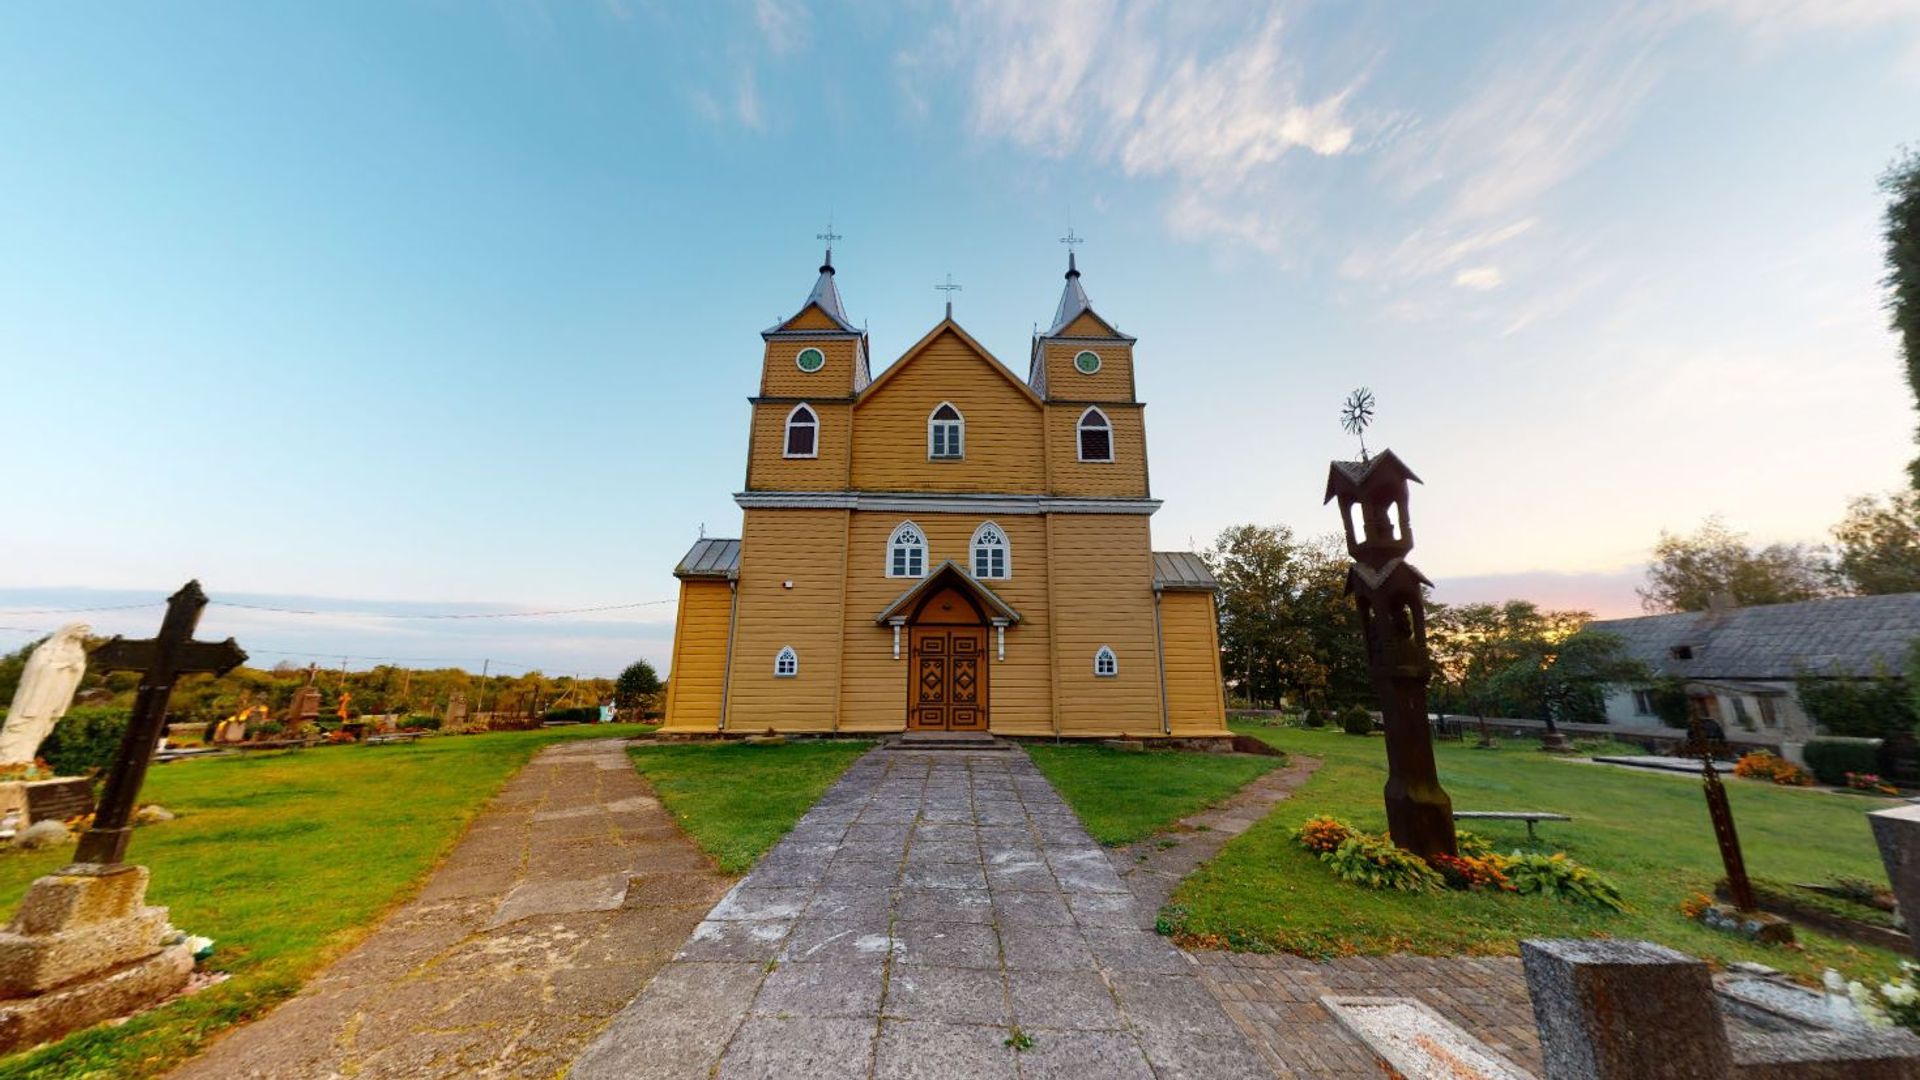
[851,323,1046,494]
[783,305,842,331]
[1059,310,1121,339]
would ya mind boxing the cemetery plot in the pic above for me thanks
[1164,724,1905,988]
[0,724,652,1080]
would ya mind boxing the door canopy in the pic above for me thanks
[874,561,1021,626]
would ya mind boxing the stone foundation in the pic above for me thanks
[0,779,94,829]
[0,864,192,1054]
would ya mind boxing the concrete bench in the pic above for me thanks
[364,731,425,746]
[1453,810,1571,842]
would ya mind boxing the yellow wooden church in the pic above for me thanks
[659,247,1228,739]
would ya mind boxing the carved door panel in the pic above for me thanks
[908,628,989,731]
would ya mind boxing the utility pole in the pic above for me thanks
[476,658,490,715]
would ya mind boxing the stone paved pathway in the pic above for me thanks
[173,738,732,1080]
[571,747,1273,1080]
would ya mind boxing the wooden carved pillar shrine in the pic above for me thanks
[1325,449,1457,861]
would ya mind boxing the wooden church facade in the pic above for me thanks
[660,250,1229,738]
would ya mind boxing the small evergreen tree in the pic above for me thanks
[1883,148,1920,486]
[615,659,662,708]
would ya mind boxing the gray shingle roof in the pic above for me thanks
[674,538,740,580]
[1153,551,1218,592]
[1584,592,1920,680]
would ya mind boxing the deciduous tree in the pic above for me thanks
[1638,516,1831,613]
[1883,148,1920,485]
[1832,490,1920,595]
[1205,524,1367,711]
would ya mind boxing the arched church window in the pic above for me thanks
[1077,407,1113,462]
[784,404,818,458]
[928,403,964,459]
[971,521,1010,579]
[888,521,927,578]
[774,646,799,677]
[1094,646,1118,677]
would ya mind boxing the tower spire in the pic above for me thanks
[1049,229,1092,334]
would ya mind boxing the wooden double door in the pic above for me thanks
[908,625,988,731]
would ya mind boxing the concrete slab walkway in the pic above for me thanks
[571,746,1273,1080]
[172,737,732,1080]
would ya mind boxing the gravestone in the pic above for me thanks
[1871,804,1920,958]
[284,687,320,732]
[444,692,471,733]
[1521,938,1730,1078]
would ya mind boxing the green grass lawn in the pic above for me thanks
[1025,744,1285,845]
[0,723,656,1080]
[1165,724,1905,986]
[627,740,873,872]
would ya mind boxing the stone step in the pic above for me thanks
[885,732,1014,751]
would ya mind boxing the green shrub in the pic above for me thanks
[1802,737,1882,786]
[39,706,130,776]
[399,714,442,731]
[543,706,600,725]
[1340,706,1373,736]
[1321,834,1442,892]
[1799,671,1916,738]
[1503,852,1626,911]
[1301,709,1326,728]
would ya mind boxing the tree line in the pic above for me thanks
[0,640,664,728]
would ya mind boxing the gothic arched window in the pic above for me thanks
[1094,645,1118,677]
[928,403,964,459]
[888,521,927,578]
[971,521,1010,579]
[774,646,799,677]
[1077,407,1113,462]
[784,404,818,458]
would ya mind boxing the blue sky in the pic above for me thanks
[4,1,1920,678]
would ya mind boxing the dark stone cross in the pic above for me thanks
[74,580,246,866]
[1682,713,1756,911]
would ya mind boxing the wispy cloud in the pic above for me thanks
[931,1,1362,249]
[753,0,812,55]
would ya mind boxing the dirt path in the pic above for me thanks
[170,737,733,1080]
[1106,754,1323,928]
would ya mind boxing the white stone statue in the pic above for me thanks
[0,623,91,767]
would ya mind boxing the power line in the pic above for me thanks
[0,601,163,616]
[210,598,674,620]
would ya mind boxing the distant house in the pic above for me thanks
[1586,593,1920,743]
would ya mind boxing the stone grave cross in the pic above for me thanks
[75,580,246,866]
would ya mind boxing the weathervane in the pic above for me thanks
[1340,387,1376,461]
[935,273,962,318]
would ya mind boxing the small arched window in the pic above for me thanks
[774,646,799,677]
[1077,407,1113,463]
[888,521,927,578]
[971,521,1009,579]
[785,404,819,459]
[928,403,964,459]
[1093,646,1118,677]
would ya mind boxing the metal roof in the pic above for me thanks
[1152,551,1219,592]
[763,248,861,335]
[1048,252,1093,334]
[674,538,740,580]
[1583,592,1920,680]
[873,561,1022,624]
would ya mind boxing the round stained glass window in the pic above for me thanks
[1074,350,1102,375]
[796,347,826,373]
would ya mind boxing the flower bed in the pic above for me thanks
[1733,750,1813,786]
[1289,816,1624,910]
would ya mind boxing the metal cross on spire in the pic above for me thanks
[935,273,962,318]
[1059,227,1085,249]
[1340,387,1376,462]
[817,220,842,270]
